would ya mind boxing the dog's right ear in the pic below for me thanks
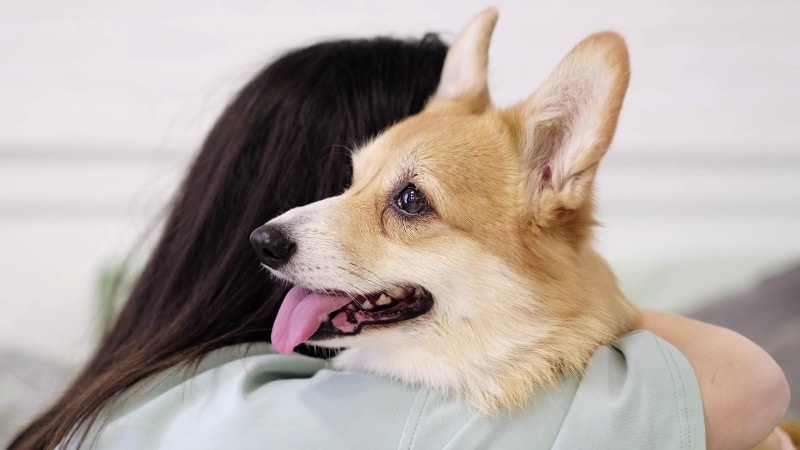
[427,8,498,114]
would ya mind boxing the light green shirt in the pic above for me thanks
[85,331,704,449]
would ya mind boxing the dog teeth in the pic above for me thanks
[362,299,374,310]
[386,287,409,299]
[414,288,422,297]
[376,294,392,306]
[346,304,356,311]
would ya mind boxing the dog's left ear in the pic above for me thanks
[428,8,498,114]
[509,32,630,217]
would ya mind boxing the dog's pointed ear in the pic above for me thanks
[428,8,498,113]
[510,32,630,218]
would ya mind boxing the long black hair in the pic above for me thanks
[11,35,447,450]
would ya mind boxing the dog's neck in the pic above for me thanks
[332,248,638,415]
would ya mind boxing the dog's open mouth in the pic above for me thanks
[271,285,433,355]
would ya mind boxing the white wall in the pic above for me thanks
[2,0,799,365]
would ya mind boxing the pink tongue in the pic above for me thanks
[271,285,353,355]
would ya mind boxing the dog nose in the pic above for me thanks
[250,224,295,269]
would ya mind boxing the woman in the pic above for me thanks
[11,34,789,449]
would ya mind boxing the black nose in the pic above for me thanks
[250,224,296,269]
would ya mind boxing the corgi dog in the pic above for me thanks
[251,8,639,415]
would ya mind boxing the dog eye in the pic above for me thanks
[395,184,429,216]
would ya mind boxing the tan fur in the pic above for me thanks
[265,8,639,415]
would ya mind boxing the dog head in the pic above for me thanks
[252,8,637,413]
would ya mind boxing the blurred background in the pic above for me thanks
[1,0,799,440]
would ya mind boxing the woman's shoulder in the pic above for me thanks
[93,344,426,449]
[92,333,704,449]
[406,331,705,449]
[549,330,705,449]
